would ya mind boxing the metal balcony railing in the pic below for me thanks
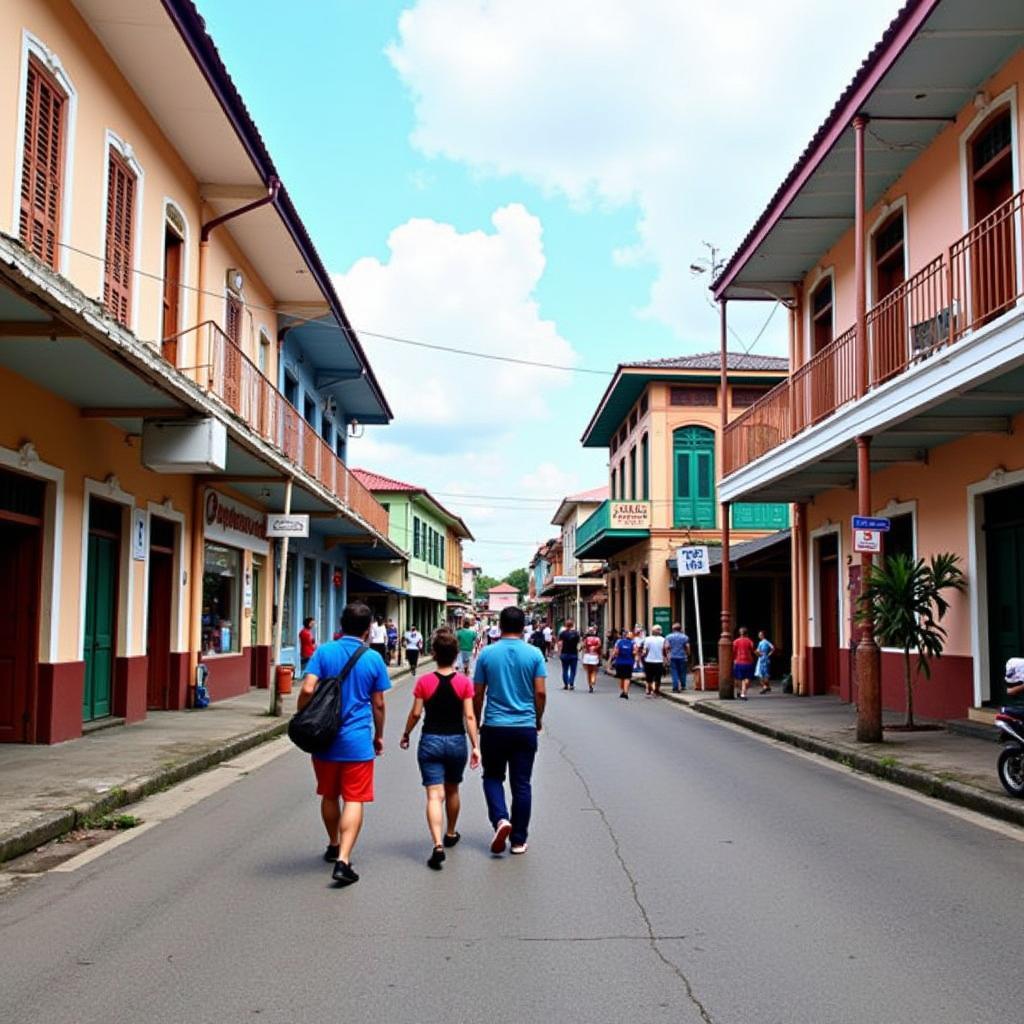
[724,187,1024,476]
[166,320,389,537]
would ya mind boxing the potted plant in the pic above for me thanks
[856,552,966,729]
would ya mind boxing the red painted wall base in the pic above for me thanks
[251,645,271,689]
[200,648,252,701]
[36,662,84,744]
[114,656,148,724]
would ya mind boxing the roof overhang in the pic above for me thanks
[713,0,1024,301]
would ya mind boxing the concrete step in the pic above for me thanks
[947,716,999,743]
[967,706,998,726]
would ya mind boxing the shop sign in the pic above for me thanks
[854,529,882,553]
[677,545,711,576]
[652,607,673,633]
[131,508,147,561]
[852,516,890,532]
[266,514,310,538]
[552,575,579,586]
[204,490,269,555]
[243,565,253,610]
[609,501,651,530]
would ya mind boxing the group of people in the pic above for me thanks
[299,615,408,673]
[607,623,692,698]
[296,603,546,884]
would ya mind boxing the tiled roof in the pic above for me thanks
[488,582,520,593]
[567,485,610,503]
[351,468,419,492]
[622,351,788,371]
[463,561,480,570]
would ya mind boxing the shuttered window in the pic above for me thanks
[226,294,243,345]
[19,56,66,270]
[103,151,136,324]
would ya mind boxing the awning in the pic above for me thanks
[667,530,792,577]
[347,572,409,597]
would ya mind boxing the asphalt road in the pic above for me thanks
[3,677,1023,1024]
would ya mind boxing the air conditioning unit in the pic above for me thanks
[142,418,227,473]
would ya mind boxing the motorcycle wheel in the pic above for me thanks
[997,744,1024,798]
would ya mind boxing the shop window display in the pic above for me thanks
[202,542,241,654]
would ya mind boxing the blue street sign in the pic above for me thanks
[852,516,891,532]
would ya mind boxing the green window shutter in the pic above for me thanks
[673,426,716,528]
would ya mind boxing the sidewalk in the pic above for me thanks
[654,682,1024,827]
[0,658,427,863]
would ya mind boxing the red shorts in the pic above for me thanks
[311,758,375,802]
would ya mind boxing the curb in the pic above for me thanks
[0,659,430,865]
[665,690,1024,829]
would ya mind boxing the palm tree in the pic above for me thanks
[857,552,966,728]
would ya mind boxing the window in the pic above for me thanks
[883,512,914,562]
[303,395,316,428]
[873,211,906,303]
[225,293,243,346]
[618,459,626,500]
[257,329,271,374]
[321,416,332,444]
[810,276,833,354]
[161,221,184,359]
[103,150,137,325]
[732,386,770,408]
[202,542,241,654]
[414,517,421,559]
[641,433,649,500]
[670,386,716,406]
[19,56,67,270]
[629,408,638,431]
[283,372,298,407]
[281,553,295,643]
[673,426,715,528]
[639,392,648,415]
[629,446,637,500]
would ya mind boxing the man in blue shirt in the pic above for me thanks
[298,602,391,886]
[666,623,691,692]
[473,605,547,855]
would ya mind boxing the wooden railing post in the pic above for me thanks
[853,114,869,398]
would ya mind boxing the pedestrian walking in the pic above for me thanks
[580,626,602,692]
[299,617,316,673]
[542,621,553,658]
[473,606,547,856]
[666,622,691,692]
[456,616,478,675]
[642,625,667,697]
[399,628,481,870]
[405,625,424,672]
[487,621,501,645]
[386,619,398,665]
[733,626,756,700]
[756,630,775,694]
[297,602,390,887]
[557,619,581,690]
[369,615,388,660]
[530,621,548,658]
[611,629,636,699]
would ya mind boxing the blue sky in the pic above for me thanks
[197,0,898,574]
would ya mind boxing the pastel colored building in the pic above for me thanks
[714,0,1024,723]
[544,486,609,632]
[0,0,396,742]
[487,582,520,613]
[577,354,792,647]
[351,470,473,633]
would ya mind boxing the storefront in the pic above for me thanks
[200,490,270,700]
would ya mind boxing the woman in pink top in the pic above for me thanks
[400,628,480,869]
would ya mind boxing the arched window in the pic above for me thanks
[673,426,715,528]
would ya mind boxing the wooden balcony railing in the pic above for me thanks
[724,186,1024,476]
[167,320,389,537]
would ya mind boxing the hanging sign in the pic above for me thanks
[854,529,882,553]
[609,501,651,529]
[266,514,310,538]
[852,516,890,532]
[204,491,269,554]
[677,545,711,577]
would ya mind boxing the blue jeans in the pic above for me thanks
[669,658,688,691]
[560,655,578,687]
[480,725,538,845]
[417,733,468,786]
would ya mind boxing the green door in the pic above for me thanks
[673,426,716,528]
[83,532,117,721]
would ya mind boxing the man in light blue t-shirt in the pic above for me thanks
[666,623,691,692]
[473,605,547,855]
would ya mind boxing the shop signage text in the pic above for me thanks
[854,529,882,553]
[609,501,650,530]
[677,545,711,577]
[266,514,310,538]
[852,516,890,532]
[204,491,269,554]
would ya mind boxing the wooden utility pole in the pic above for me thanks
[717,299,734,699]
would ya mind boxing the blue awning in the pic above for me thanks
[348,572,409,597]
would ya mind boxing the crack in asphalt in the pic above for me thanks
[551,730,717,1024]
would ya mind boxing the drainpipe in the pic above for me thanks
[717,298,734,699]
[188,482,206,707]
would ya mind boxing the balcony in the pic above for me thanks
[724,188,1024,477]
[170,320,389,537]
[575,499,650,560]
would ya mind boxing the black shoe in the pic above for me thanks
[563,684,569,690]
[323,844,339,863]
[428,846,446,870]
[443,831,461,848]
[332,860,359,886]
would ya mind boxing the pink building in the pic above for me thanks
[487,582,520,613]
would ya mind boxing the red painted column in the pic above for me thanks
[855,436,882,740]
[718,299,734,699]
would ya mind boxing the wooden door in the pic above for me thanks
[84,501,120,722]
[146,548,173,710]
[819,553,841,694]
[161,228,182,364]
[0,520,41,742]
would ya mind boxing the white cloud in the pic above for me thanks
[333,203,577,427]
[388,0,897,342]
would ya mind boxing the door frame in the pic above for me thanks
[145,501,186,656]
[80,478,135,661]
[808,522,844,649]
[968,466,1024,706]
[0,444,62,664]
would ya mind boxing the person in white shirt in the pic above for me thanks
[369,616,388,660]
[404,626,424,672]
[487,623,501,645]
[642,625,667,698]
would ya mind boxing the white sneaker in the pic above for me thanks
[510,842,528,855]
[490,819,512,854]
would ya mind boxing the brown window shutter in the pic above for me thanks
[225,294,243,345]
[103,151,136,324]
[19,57,66,270]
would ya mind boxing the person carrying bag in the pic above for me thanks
[288,645,368,754]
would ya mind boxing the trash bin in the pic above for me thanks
[276,664,294,696]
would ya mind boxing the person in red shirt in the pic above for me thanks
[299,617,317,673]
[732,626,756,701]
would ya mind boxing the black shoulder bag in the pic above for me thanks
[287,645,369,755]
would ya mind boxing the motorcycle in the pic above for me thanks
[994,705,1024,797]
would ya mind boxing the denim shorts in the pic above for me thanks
[417,733,469,787]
